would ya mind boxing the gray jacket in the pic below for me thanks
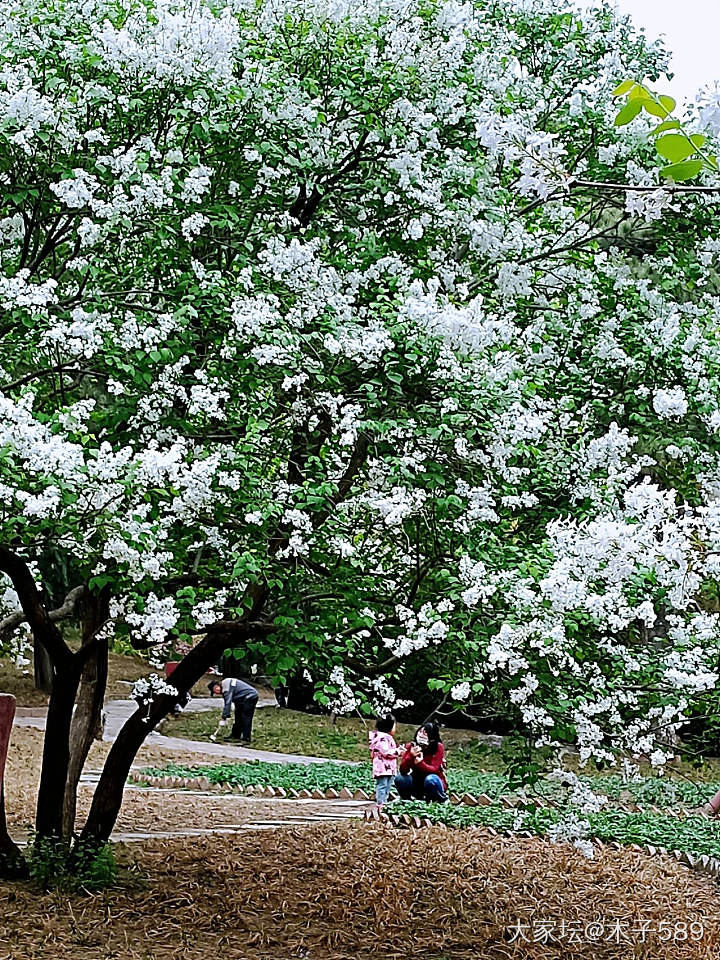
[221,678,258,720]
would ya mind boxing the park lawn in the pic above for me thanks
[1,824,719,960]
[164,705,720,784]
[168,704,506,767]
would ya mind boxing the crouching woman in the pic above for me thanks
[395,721,448,803]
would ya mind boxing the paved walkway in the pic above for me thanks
[10,807,367,847]
[13,695,352,766]
[10,688,365,845]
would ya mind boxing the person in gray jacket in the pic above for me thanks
[208,677,259,742]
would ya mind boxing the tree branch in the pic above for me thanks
[570,178,720,195]
[0,585,87,639]
[0,548,72,666]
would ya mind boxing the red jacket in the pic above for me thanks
[399,742,447,790]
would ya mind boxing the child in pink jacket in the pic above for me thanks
[369,714,402,809]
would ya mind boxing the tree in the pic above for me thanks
[2,0,720,872]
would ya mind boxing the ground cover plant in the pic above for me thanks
[398,801,720,860]
[136,758,720,811]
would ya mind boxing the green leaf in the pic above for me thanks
[660,159,703,182]
[612,79,637,97]
[89,575,113,590]
[651,119,681,135]
[614,100,643,126]
[659,94,676,113]
[655,134,698,163]
[642,99,669,118]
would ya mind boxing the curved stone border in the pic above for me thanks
[364,808,720,880]
[127,774,715,820]
[129,773,372,800]
[127,772,720,878]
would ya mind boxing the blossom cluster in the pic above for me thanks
[1,0,719,765]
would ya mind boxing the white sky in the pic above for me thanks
[614,0,719,108]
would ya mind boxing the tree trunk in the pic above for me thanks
[62,591,110,838]
[79,626,244,847]
[35,658,82,840]
[77,702,153,848]
[34,636,54,695]
[0,696,26,878]
[63,639,108,838]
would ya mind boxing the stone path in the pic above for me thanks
[11,808,367,847]
[14,694,352,766]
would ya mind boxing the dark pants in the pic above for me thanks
[231,695,258,741]
[394,772,447,803]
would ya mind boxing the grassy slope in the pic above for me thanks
[0,651,226,708]
[167,704,505,766]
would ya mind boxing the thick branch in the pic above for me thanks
[570,178,720,195]
[63,589,110,838]
[314,433,370,528]
[0,548,72,667]
[80,618,273,845]
[0,584,87,639]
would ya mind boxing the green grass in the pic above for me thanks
[167,706,498,764]
[27,838,117,892]
[170,704,720,786]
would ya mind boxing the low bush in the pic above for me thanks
[27,837,117,892]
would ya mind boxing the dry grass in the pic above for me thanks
[4,725,250,833]
[1,823,719,959]
[0,652,221,708]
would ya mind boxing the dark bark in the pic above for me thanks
[34,637,54,694]
[36,658,82,840]
[79,621,271,847]
[0,547,74,687]
[0,549,91,840]
[63,591,110,838]
[0,786,26,879]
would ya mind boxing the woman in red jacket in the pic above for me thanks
[394,721,448,802]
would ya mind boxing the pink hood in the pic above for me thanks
[369,729,399,777]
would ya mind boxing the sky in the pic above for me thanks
[614,0,718,109]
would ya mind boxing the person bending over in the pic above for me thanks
[209,677,259,742]
[395,721,448,802]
